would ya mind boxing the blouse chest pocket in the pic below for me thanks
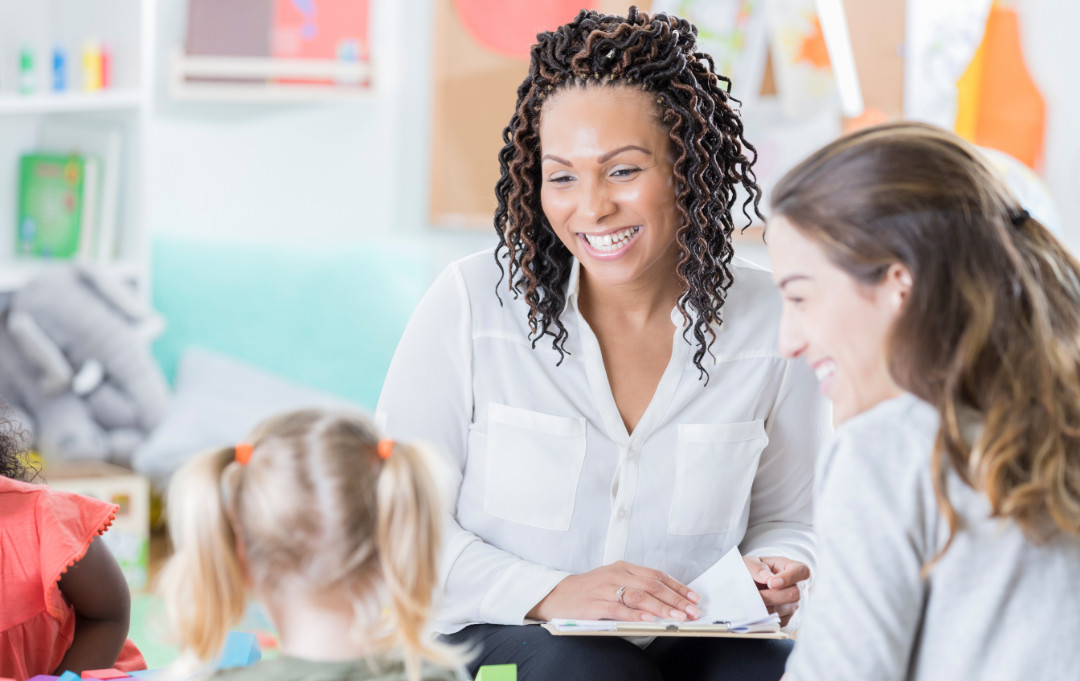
[483,403,587,531]
[668,420,768,536]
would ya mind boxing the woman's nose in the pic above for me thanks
[777,311,808,360]
[579,179,616,221]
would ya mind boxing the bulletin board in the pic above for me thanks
[429,0,652,229]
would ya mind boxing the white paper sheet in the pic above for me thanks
[688,545,780,631]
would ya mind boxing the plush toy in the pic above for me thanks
[0,265,169,465]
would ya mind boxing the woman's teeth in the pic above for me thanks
[583,226,640,252]
[814,361,836,382]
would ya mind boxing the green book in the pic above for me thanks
[17,153,98,259]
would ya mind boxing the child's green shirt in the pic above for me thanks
[212,655,465,681]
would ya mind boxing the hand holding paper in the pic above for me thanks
[743,554,809,627]
[549,547,783,635]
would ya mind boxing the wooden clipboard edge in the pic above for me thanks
[540,623,788,639]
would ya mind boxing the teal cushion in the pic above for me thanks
[151,234,429,409]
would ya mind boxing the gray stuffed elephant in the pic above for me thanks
[0,265,169,465]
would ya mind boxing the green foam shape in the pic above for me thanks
[475,663,517,681]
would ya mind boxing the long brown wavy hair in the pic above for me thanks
[772,122,1080,554]
[494,7,763,378]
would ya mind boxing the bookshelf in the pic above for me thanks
[0,0,154,299]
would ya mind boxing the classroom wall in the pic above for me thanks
[146,0,494,276]
[144,0,1080,268]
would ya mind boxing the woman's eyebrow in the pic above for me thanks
[778,274,810,289]
[542,154,573,166]
[598,145,652,163]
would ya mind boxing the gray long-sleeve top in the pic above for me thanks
[785,393,1080,681]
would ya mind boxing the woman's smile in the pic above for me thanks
[810,358,837,395]
[577,225,643,260]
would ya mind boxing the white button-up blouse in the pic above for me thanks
[376,248,832,635]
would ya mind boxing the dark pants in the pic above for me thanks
[441,624,793,681]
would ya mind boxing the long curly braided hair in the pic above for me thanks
[494,6,763,379]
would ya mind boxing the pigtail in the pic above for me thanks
[376,441,460,680]
[158,446,248,662]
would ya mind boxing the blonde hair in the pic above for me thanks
[157,409,457,679]
[772,122,1080,561]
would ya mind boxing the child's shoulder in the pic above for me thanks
[212,656,464,681]
[0,474,118,541]
[0,474,44,495]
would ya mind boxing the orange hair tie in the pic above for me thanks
[377,439,394,460]
[235,442,254,465]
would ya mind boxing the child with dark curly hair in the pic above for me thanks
[0,407,145,680]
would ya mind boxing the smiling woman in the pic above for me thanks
[377,8,831,681]
[767,123,1080,681]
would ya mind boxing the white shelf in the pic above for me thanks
[0,259,143,293]
[171,81,375,103]
[0,91,144,115]
[170,52,371,103]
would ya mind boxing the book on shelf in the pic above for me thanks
[185,0,274,84]
[17,153,99,260]
[38,120,124,259]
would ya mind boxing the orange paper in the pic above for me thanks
[955,5,1045,169]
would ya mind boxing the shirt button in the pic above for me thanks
[617,508,628,521]
[627,449,637,463]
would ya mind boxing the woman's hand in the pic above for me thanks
[743,555,810,627]
[528,561,701,622]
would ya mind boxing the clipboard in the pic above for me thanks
[540,622,788,640]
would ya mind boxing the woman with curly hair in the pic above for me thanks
[378,8,829,680]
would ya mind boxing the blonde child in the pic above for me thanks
[158,409,466,681]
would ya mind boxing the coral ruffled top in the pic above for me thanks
[0,476,146,681]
